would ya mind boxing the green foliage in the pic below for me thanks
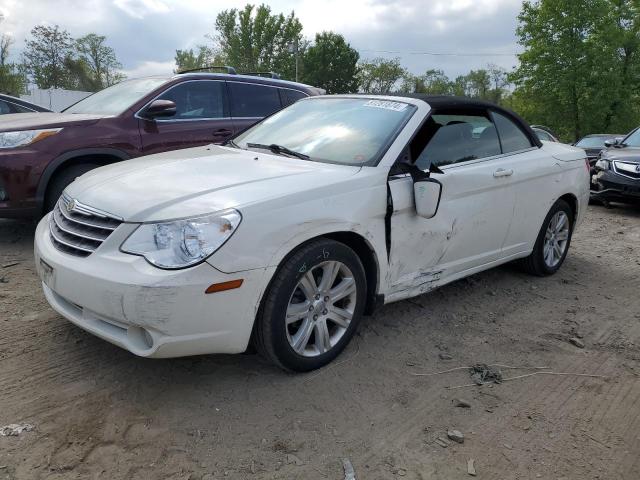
[76,34,124,90]
[24,25,75,89]
[400,69,453,95]
[357,57,406,94]
[511,0,640,141]
[301,32,359,93]
[0,16,26,95]
[0,63,26,96]
[213,4,304,79]
[399,66,510,103]
[23,26,125,92]
[174,46,221,72]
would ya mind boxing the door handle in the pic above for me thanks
[212,128,232,137]
[493,168,514,178]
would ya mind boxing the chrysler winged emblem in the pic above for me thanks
[65,198,76,213]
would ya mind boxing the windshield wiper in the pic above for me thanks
[246,143,309,160]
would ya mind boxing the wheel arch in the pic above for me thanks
[259,230,382,319]
[36,148,131,214]
[557,192,578,221]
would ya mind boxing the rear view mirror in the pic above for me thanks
[141,99,177,120]
[414,178,442,218]
[604,139,615,148]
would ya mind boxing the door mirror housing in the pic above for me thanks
[141,99,177,120]
[604,138,622,148]
[414,178,442,218]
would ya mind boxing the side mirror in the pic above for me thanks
[414,178,442,218]
[604,139,615,148]
[141,99,177,120]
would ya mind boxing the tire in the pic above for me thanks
[44,164,100,213]
[519,199,574,276]
[254,238,367,372]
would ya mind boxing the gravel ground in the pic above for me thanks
[1,203,639,480]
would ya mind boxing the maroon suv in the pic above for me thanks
[0,71,323,218]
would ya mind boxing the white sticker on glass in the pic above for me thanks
[363,100,408,112]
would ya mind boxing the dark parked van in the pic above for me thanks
[0,69,323,218]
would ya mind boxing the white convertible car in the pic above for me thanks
[35,95,589,371]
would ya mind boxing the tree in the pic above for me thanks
[24,25,75,89]
[0,14,26,95]
[212,4,304,79]
[400,69,452,95]
[75,34,124,90]
[357,57,406,94]
[301,32,359,93]
[63,57,98,91]
[174,45,225,72]
[591,0,640,132]
[511,0,610,141]
[0,17,11,66]
[487,64,510,103]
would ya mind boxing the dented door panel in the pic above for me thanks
[387,156,517,300]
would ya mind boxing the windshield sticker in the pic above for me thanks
[363,100,408,112]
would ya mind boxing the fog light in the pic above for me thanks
[142,329,154,349]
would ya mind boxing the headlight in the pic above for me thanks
[121,210,242,269]
[595,159,610,170]
[0,128,63,149]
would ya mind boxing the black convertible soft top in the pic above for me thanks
[387,94,543,149]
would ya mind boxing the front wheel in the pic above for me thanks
[44,163,100,213]
[519,199,574,276]
[254,239,367,372]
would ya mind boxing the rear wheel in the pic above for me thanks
[44,163,99,213]
[254,239,367,372]
[519,199,574,276]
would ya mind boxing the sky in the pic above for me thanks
[0,0,524,80]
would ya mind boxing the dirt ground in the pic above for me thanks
[1,203,639,480]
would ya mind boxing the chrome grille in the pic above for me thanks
[49,195,123,257]
[613,161,640,180]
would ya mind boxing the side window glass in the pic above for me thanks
[280,89,307,107]
[157,81,227,120]
[9,102,33,113]
[229,83,281,117]
[0,100,10,114]
[413,112,501,170]
[493,112,533,153]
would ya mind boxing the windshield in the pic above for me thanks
[233,97,417,166]
[623,129,640,147]
[64,77,168,115]
[576,136,610,148]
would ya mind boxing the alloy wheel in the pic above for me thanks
[543,211,570,268]
[285,261,357,357]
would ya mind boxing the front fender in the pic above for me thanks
[206,180,389,283]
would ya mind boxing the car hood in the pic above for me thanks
[0,112,104,131]
[601,147,640,164]
[582,147,604,156]
[65,145,362,222]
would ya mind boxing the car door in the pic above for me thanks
[386,109,517,300]
[139,79,232,155]
[227,81,284,133]
[491,111,565,256]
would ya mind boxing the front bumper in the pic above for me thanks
[34,214,273,358]
[591,170,640,202]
